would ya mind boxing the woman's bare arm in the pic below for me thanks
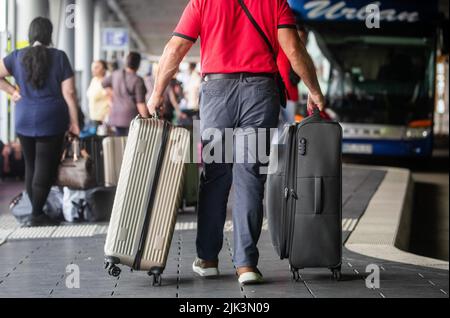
[61,76,80,135]
[0,60,21,101]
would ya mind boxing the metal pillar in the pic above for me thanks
[7,0,15,141]
[52,0,75,67]
[93,0,107,61]
[15,0,48,48]
[75,0,94,120]
[0,0,9,143]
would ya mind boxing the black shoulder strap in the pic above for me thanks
[238,0,276,61]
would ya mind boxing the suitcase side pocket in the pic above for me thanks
[296,176,339,215]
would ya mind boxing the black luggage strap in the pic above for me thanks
[132,121,171,270]
[314,177,322,214]
[238,0,276,60]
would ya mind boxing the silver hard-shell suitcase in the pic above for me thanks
[102,136,127,187]
[104,117,190,285]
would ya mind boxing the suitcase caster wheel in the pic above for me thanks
[104,262,110,270]
[150,274,162,287]
[290,267,300,282]
[331,269,341,281]
[108,265,121,277]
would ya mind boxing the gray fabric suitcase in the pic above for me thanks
[103,136,127,187]
[266,108,342,280]
[104,117,190,286]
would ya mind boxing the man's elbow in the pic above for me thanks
[163,45,183,62]
[285,46,301,63]
[163,37,192,61]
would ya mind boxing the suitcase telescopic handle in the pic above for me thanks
[136,111,160,120]
[312,106,321,118]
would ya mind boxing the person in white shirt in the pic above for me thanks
[184,63,201,110]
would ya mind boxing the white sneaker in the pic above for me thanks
[238,269,264,285]
[192,258,220,277]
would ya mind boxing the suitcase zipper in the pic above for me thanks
[285,128,299,259]
[280,186,290,259]
[280,125,295,259]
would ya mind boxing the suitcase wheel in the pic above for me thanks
[331,267,342,281]
[290,266,301,282]
[105,262,121,277]
[151,274,162,287]
[108,265,122,277]
[148,272,162,287]
[148,267,163,287]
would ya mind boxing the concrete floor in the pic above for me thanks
[0,166,448,298]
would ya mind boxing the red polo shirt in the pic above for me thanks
[173,0,296,75]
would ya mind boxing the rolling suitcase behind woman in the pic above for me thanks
[266,108,343,280]
[104,117,190,285]
[102,136,127,187]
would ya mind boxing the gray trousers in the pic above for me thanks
[196,76,280,267]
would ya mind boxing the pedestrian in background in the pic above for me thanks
[87,60,110,129]
[102,52,149,136]
[147,0,325,285]
[161,78,182,123]
[0,17,80,227]
[144,64,156,103]
[184,62,201,111]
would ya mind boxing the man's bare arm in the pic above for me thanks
[278,28,325,111]
[147,36,193,114]
[137,102,150,118]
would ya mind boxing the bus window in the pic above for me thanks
[302,31,435,126]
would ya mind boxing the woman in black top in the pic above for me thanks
[0,17,80,227]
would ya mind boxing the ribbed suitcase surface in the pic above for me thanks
[104,118,189,284]
[103,137,127,187]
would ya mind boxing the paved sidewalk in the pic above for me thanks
[0,167,448,298]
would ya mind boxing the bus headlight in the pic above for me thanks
[405,128,431,139]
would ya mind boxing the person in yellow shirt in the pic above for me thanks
[87,60,110,127]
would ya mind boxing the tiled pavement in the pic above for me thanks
[0,167,448,298]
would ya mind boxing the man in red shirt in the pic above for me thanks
[147,0,325,285]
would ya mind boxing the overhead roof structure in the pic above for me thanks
[108,0,200,57]
[108,0,448,58]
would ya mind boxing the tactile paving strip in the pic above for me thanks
[0,214,20,230]
[0,229,13,244]
[174,218,355,232]
[52,225,98,238]
[6,224,108,240]
[8,226,57,239]
[342,218,358,232]
[1,217,357,241]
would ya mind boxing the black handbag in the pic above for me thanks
[238,0,287,108]
[56,137,96,190]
